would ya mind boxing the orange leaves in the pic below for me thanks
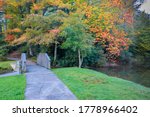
[32,4,42,11]
[48,29,59,33]
[4,14,13,19]
[0,0,3,5]
[90,27,100,33]
[48,29,60,35]
[111,0,122,8]
[11,34,27,45]
[7,28,21,33]
[5,34,15,42]
[11,28,22,33]
[0,0,4,9]
[5,28,22,43]
[85,5,92,18]
[83,0,132,59]
[123,10,134,25]
[91,27,130,57]
[101,31,110,39]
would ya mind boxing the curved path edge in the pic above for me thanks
[25,61,77,100]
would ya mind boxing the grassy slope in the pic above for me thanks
[53,67,150,100]
[0,61,14,74]
[0,75,26,100]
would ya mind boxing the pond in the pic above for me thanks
[95,65,150,88]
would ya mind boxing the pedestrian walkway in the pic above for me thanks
[25,61,77,100]
[0,71,19,78]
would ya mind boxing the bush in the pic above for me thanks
[0,67,13,74]
[58,50,78,67]
[0,45,9,60]
[0,57,8,61]
[0,61,13,74]
[83,46,107,67]
[57,46,107,67]
[119,50,133,64]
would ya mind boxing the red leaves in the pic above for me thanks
[111,0,122,7]
[5,34,15,42]
[48,29,60,35]
[4,14,13,19]
[123,10,134,25]
[92,28,129,58]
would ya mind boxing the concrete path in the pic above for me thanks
[25,61,77,100]
[0,71,19,78]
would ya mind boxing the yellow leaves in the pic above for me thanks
[7,1,18,7]
[6,28,21,34]
[41,0,71,10]
[11,28,22,33]
[59,3,71,9]
[38,33,55,45]
[47,0,63,6]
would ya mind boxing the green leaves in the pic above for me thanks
[60,13,93,56]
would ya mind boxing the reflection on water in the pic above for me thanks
[95,65,150,87]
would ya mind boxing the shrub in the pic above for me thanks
[0,67,13,74]
[83,46,107,67]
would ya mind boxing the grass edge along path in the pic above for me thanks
[0,75,26,100]
[53,67,150,100]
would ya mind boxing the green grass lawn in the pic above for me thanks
[53,67,150,100]
[0,75,26,100]
[0,61,14,74]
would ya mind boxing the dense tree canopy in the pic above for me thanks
[0,0,149,67]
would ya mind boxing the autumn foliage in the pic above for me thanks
[1,0,135,62]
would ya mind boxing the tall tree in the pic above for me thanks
[60,13,94,68]
[133,11,150,63]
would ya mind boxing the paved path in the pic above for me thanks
[0,71,19,78]
[25,61,77,100]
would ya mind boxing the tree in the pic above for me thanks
[132,11,150,64]
[80,0,134,62]
[44,10,68,65]
[10,14,52,55]
[60,13,94,68]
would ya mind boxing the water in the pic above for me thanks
[95,65,150,87]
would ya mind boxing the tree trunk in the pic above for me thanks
[29,45,33,56]
[78,49,83,68]
[4,20,7,31]
[53,42,57,65]
[0,24,2,34]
